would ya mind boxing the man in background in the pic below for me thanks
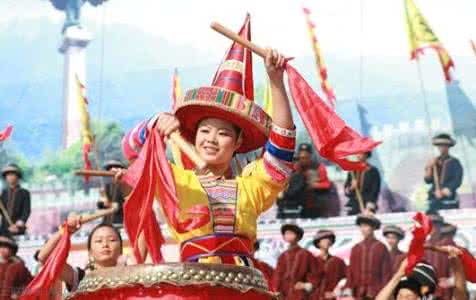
[344,152,381,215]
[383,225,406,274]
[311,229,346,300]
[424,133,463,213]
[274,224,323,300]
[424,213,456,300]
[278,144,336,219]
[344,214,390,299]
[0,235,32,299]
[97,160,127,226]
[1,164,31,235]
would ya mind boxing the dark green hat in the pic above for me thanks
[440,222,457,237]
[0,236,18,255]
[281,224,304,241]
[383,225,405,240]
[313,230,336,247]
[1,163,22,179]
[103,160,126,171]
[432,133,456,147]
[356,214,381,229]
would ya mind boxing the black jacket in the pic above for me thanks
[424,155,463,203]
[104,183,124,225]
[1,185,31,232]
[344,165,381,212]
[1,186,31,224]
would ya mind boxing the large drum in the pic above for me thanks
[65,263,277,300]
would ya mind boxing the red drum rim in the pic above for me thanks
[65,263,276,299]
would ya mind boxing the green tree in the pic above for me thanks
[92,120,126,167]
[0,144,32,181]
[35,120,126,189]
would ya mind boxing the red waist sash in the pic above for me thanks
[180,234,253,262]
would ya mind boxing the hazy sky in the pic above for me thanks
[2,0,475,62]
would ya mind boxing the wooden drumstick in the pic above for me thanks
[169,131,207,171]
[75,169,116,177]
[79,202,119,224]
[211,22,268,58]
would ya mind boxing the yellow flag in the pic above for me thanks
[303,7,336,107]
[404,0,454,82]
[169,68,188,168]
[76,75,93,170]
[76,76,93,147]
[262,78,273,117]
[171,68,182,110]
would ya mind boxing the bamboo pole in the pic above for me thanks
[79,202,119,224]
[0,201,13,226]
[415,60,441,193]
[350,171,366,213]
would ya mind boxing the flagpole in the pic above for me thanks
[404,0,440,192]
[359,0,364,105]
[415,58,441,192]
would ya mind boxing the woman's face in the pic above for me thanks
[396,288,419,300]
[89,227,122,268]
[195,118,241,166]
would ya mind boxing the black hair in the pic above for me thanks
[254,240,260,251]
[87,223,123,253]
[196,119,242,139]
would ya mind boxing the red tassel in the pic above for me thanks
[21,223,71,300]
[0,125,13,142]
[285,65,380,171]
[123,127,210,263]
[459,247,476,283]
[405,212,432,275]
[82,143,92,183]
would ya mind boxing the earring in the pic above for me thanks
[86,256,96,271]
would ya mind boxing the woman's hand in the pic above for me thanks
[396,258,408,278]
[157,113,180,137]
[66,212,82,233]
[264,48,286,86]
[112,167,127,184]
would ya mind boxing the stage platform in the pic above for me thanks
[15,208,476,273]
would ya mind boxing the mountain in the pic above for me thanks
[1,17,476,161]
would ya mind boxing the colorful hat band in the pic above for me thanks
[181,86,271,133]
[432,138,455,146]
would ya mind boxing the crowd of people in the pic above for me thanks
[274,213,467,300]
[278,133,464,218]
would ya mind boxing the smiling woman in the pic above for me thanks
[121,15,294,285]
[34,214,124,293]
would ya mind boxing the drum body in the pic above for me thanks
[65,263,276,300]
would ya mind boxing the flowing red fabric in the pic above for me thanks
[286,65,380,170]
[459,247,476,283]
[123,127,210,263]
[82,143,92,183]
[405,212,432,275]
[20,223,71,300]
[0,125,13,142]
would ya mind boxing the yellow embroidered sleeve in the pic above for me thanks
[238,159,288,215]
